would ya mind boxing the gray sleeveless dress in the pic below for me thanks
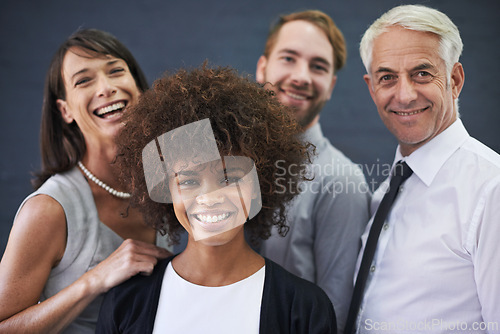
[15,167,171,333]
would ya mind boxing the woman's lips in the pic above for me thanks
[94,101,126,118]
[190,212,235,233]
[194,212,230,224]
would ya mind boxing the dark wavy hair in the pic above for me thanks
[32,28,149,189]
[116,64,311,245]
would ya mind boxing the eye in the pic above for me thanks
[311,64,328,73]
[381,74,393,81]
[414,71,433,83]
[378,74,397,85]
[178,179,199,188]
[221,175,241,185]
[280,56,294,63]
[221,171,245,185]
[110,67,125,75]
[75,77,91,87]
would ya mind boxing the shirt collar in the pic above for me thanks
[301,122,324,148]
[394,119,470,187]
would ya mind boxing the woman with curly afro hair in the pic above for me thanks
[97,64,337,333]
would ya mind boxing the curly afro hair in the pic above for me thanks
[116,63,311,246]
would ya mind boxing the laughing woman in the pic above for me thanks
[96,65,337,333]
[0,29,171,333]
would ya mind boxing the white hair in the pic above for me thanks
[360,4,463,78]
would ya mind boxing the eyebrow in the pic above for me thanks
[412,63,435,72]
[175,170,198,177]
[374,67,396,74]
[278,49,332,67]
[177,166,246,175]
[223,167,246,174]
[70,59,120,81]
[375,63,436,74]
[71,68,89,81]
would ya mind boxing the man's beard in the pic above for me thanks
[265,80,326,128]
[295,100,326,128]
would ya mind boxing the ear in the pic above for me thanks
[450,62,465,100]
[363,74,376,102]
[256,55,268,84]
[326,75,338,100]
[56,99,74,124]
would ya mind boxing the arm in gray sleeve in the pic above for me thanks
[313,170,371,333]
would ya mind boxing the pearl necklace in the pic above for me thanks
[77,161,131,199]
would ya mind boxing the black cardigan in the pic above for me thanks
[97,256,337,333]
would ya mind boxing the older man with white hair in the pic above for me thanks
[345,4,500,334]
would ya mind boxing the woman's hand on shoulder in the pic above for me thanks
[81,238,172,294]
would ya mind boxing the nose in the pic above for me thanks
[195,189,225,207]
[290,60,312,87]
[96,75,117,97]
[395,76,417,105]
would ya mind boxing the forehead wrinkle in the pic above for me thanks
[372,28,443,71]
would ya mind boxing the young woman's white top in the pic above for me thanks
[152,262,265,334]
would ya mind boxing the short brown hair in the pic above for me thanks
[263,10,347,73]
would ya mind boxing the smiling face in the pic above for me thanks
[56,47,141,146]
[168,157,259,246]
[364,26,464,156]
[256,20,337,129]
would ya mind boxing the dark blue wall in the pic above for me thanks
[1,0,499,256]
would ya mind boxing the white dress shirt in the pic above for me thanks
[355,119,500,333]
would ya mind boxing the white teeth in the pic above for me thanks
[96,101,126,116]
[285,91,307,100]
[196,213,230,223]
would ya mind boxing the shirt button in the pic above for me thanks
[383,223,389,231]
[370,265,376,273]
[399,186,404,193]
